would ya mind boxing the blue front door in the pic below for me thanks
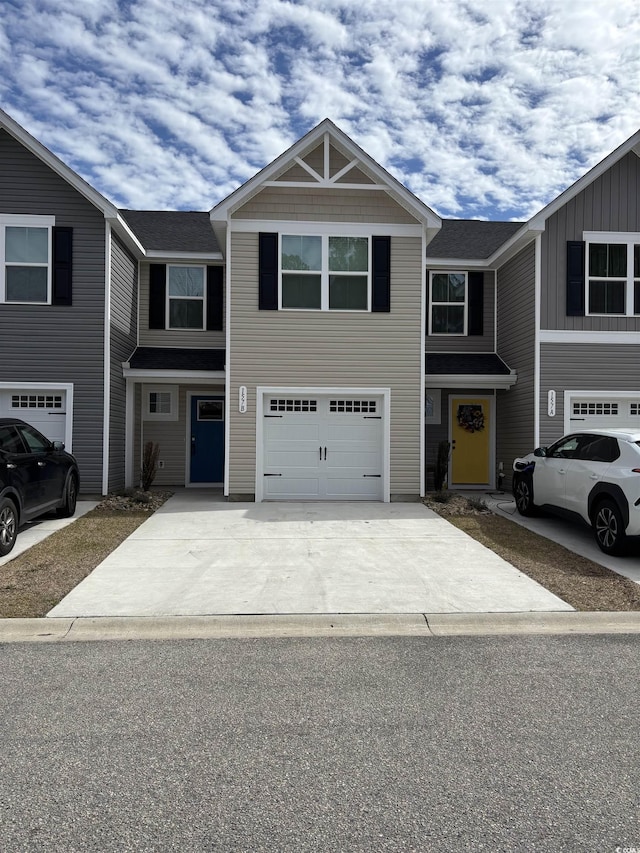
[190,396,225,484]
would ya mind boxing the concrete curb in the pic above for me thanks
[0,611,639,643]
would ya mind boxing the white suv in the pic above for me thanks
[512,428,640,555]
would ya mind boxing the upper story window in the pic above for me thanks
[0,215,54,305]
[429,271,467,334]
[585,233,640,316]
[281,235,370,311]
[167,265,206,329]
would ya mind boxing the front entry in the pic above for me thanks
[189,395,225,484]
[449,396,492,487]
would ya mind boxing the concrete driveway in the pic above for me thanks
[48,491,571,618]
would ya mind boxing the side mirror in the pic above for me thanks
[533,447,547,458]
[52,440,65,452]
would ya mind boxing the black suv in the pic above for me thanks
[0,418,79,556]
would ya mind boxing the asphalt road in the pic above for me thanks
[0,636,638,852]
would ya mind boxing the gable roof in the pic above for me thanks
[0,108,144,255]
[527,128,640,231]
[120,210,221,255]
[210,118,442,233]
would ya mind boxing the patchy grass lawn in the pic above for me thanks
[424,494,640,612]
[0,491,172,618]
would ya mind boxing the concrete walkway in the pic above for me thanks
[48,490,572,618]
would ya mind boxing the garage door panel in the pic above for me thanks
[262,394,384,501]
[0,389,67,444]
[569,397,640,431]
[264,475,321,499]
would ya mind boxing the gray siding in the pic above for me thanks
[542,151,640,330]
[138,262,225,349]
[228,231,423,497]
[134,383,224,486]
[539,342,640,446]
[234,187,418,224]
[496,242,536,486]
[0,129,107,493]
[425,270,495,353]
[109,234,138,492]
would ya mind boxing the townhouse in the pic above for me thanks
[0,109,638,498]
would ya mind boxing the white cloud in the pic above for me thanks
[0,0,638,217]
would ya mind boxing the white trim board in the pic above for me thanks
[540,331,640,344]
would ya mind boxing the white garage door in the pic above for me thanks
[263,395,384,500]
[0,389,67,444]
[568,396,640,431]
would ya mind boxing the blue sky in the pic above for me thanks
[1,0,639,221]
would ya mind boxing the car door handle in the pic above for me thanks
[558,468,566,475]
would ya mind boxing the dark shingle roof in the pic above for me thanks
[427,220,524,260]
[120,210,220,253]
[128,347,225,372]
[426,353,512,375]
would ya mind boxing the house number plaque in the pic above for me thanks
[548,390,556,417]
[239,386,247,413]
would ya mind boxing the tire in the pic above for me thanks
[514,474,537,516]
[56,474,78,519]
[593,498,627,556]
[0,497,18,557]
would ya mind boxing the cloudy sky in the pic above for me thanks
[1,0,639,221]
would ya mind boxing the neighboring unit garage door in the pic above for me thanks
[568,396,640,431]
[263,395,384,500]
[0,389,67,443]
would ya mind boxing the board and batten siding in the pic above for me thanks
[0,129,107,493]
[542,150,640,331]
[425,270,495,353]
[234,187,418,225]
[109,234,138,492]
[228,231,424,497]
[495,242,536,486]
[539,343,640,446]
[133,384,225,486]
[138,262,226,349]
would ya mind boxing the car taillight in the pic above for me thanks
[632,469,640,474]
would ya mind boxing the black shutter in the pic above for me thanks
[372,236,391,312]
[206,266,223,330]
[149,264,166,329]
[259,232,278,310]
[52,227,73,306]
[567,241,585,316]
[468,271,484,335]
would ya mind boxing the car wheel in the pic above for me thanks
[514,475,537,516]
[57,474,78,519]
[0,498,18,557]
[593,498,627,556]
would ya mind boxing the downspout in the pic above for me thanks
[419,230,427,496]
[534,233,542,447]
[224,224,231,497]
[102,222,112,496]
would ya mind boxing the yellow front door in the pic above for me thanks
[450,396,491,486]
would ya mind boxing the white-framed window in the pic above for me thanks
[145,385,178,421]
[425,389,442,424]
[281,234,370,311]
[167,265,206,329]
[0,215,54,304]
[585,231,640,316]
[429,271,467,334]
